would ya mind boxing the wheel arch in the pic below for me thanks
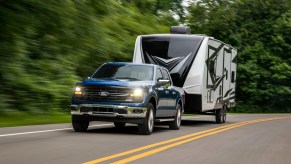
[177,98,184,114]
[147,96,157,114]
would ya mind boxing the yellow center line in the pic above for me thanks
[83,116,291,164]
[111,116,291,164]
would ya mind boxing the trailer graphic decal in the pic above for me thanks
[206,44,224,90]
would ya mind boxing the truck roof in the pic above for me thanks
[105,62,165,69]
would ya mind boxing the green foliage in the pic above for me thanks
[0,0,290,115]
[0,0,168,114]
[187,0,291,112]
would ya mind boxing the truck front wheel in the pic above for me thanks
[138,103,154,135]
[72,120,89,132]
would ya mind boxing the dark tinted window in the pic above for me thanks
[92,64,154,81]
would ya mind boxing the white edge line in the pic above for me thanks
[0,124,113,137]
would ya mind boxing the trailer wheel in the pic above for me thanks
[138,103,154,135]
[114,122,126,128]
[215,106,227,124]
[222,106,227,123]
[72,120,89,132]
[169,103,182,130]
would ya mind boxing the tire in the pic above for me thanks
[169,103,182,130]
[215,105,227,124]
[222,106,227,123]
[114,122,126,128]
[72,120,89,132]
[138,103,155,135]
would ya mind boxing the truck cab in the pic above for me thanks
[71,62,184,135]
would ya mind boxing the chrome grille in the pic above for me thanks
[83,86,132,102]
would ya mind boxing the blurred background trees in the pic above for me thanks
[0,0,290,114]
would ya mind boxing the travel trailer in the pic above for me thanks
[133,26,237,123]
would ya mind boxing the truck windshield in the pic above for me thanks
[92,64,154,81]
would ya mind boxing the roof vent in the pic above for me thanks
[170,26,191,34]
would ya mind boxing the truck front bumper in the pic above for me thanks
[71,104,147,124]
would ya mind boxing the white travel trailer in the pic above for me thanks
[132,26,237,123]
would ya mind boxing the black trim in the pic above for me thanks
[224,88,233,98]
[184,94,202,113]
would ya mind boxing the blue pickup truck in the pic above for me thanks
[71,62,184,135]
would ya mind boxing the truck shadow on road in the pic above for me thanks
[181,120,216,126]
[78,120,218,135]
[85,125,170,135]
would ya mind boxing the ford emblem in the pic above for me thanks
[99,92,110,96]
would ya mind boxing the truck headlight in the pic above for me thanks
[131,88,143,97]
[130,88,145,102]
[74,86,82,95]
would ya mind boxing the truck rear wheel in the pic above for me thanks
[138,103,154,135]
[72,120,89,132]
[169,103,182,130]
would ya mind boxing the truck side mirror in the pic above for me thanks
[158,79,170,87]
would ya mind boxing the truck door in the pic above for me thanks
[161,68,176,117]
[155,68,170,117]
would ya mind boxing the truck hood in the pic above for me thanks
[76,79,154,88]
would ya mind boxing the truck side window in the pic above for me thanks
[156,68,163,82]
[161,69,172,85]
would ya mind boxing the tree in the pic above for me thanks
[186,0,291,112]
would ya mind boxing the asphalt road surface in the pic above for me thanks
[0,114,291,164]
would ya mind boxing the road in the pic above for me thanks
[0,114,291,164]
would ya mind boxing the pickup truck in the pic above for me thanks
[71,62,184,135]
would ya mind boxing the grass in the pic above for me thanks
[0,112,71,128]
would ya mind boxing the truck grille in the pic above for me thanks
[82,86,133,102]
